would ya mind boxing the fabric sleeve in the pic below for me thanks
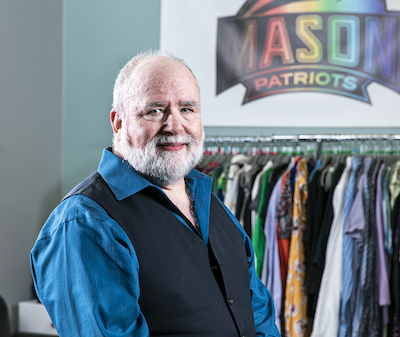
[216,198,281,337]
[30,195,149,337]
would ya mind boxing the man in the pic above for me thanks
[31,50,280,336]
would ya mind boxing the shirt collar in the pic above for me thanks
[97,148,212,201]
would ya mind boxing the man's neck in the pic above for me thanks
[162,178,197,228]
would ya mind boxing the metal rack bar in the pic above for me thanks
[204,134,400,144]
[203,134,400,157]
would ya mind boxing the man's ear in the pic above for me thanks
[110,109,123,133]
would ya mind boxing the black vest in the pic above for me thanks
[65,172,257,337]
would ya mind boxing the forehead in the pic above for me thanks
[130,57,200,100]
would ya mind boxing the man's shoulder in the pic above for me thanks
[37,191,114,241]
[63,172,103,201]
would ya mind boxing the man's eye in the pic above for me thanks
[149,109,162,115]
[181,108,197,120]
[143,109,164,121]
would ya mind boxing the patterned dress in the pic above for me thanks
[284,158,310,337]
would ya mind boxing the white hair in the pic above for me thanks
[112,49,199,117]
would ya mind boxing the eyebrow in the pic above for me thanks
[145,101,199,109]
[181,101,199,108]
[146,102,167,109]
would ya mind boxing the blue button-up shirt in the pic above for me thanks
[31,148,280,337]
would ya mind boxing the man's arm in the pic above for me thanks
[30,195,149,336]
[216,198,281,337]
[242,230,281,337]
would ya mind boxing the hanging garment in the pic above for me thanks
[277,157,300,306]
[224,154,251,213]
[253,165,274,277]
[390,195,400,336]
[339,155,363,337]
[304,166,328,274]
[235,162,257,227]
[375,163,391,327]
[389,161,400,210]
[345,157,367,249]
[250,161,274,237]
[211,165,224,194]
[260,162,289,227]
[382,167,392,257]
[344,157,368,337]
[306,162,345,318]
[389,161,400,336]
[284,158,309,337]
[238,163,263,236]
[358,159,382,337]
[261,172,284,334]
[253,160,289,278]
[310,156,352,337]
[308,158,322,183]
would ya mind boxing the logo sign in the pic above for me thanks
[216,0,400,104]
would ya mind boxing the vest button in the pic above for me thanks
[228,298,234,305]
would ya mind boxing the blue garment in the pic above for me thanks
[382,168,392,256]
[309,158,322,182]
[339,155,363,337]
[350,157,371,337]
[31,148,280,337]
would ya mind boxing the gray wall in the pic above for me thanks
[0,0,62,328]
[62,0,161,194]
[0,0,161,329]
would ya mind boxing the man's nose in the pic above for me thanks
[162,110,184,134]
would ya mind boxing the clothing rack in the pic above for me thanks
[200,133,400,336]
[204,134,400,158]
[204,134,400,144]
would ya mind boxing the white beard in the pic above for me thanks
[119,127,204,187]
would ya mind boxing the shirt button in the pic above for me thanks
[228,298,234,305]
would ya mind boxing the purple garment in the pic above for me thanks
[261,174,283,331]
[345,160,367,249]
[375,163,391,324]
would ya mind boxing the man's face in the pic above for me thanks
[115,57,204,187]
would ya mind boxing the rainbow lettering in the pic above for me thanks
[216,0,400,103]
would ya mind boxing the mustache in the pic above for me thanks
[153,134,197,145]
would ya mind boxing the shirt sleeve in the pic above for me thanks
[216,198,281,337]
[30,195,150,337]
